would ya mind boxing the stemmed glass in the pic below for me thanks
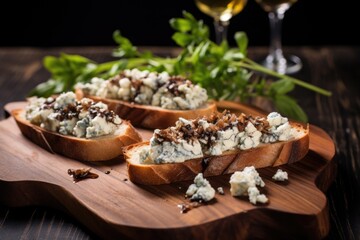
[195,0,248,44]
[255,0,302,74]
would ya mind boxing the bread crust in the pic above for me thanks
[12,109,142,161]
[76,89,217,129]
[124,124,309,185]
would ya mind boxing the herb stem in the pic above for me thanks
[96,60,122,72]
[238,58,332,96]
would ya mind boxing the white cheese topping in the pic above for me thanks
[143,111,305,164]
[76,68,208,110]
[272,169,288,181]
[25,97,54,125]
[229,166,268,204]
[261,112,301,143]
[59,118,77,136]
[53,92,76,110]
[42,112,61,132]
[148,136,203,164]
[239,122,262,150]
[186,173,215,202]
[25,92,123,139]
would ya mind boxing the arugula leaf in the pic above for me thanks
[172,32,194,47]
[112,30,138,58]
[169,18,192,33]
[234,32,248,56]
[29,54,126,97]
[269,79,295,95]
[40,53,94,94]
[273,95,308,122]
[28,79,58,97]
[170,11,209,47]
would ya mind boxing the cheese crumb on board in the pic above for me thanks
[186,173,215,202]
[272,169,288,182]
[229,166,268,204]
[217,187,224,195]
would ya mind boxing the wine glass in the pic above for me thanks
[195,0,248,44]
[255,0,302,74]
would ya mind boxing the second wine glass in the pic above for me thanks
[256,0,302,74]
[195,0,248,44]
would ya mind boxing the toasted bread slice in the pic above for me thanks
[12,109,142,161]
[76,89,217,129]
[124,123,309,185]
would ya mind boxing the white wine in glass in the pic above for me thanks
[195,0,248,44]
[256,0,302,74]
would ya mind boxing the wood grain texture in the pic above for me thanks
[0,101,335,240]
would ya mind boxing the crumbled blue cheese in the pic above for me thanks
[59,118,77,135]
[186,173,215,202]
[261,112,300,143]
[134,85,154,105]
[239,122,262,150]
[78,77,105,96]
[142,118,203,164]
[198,117,239,156]
[25,97,54,125]
[204,126,240,156]
[229,166,265,196]
[86,115,118,138]
[76,68,208,110]
[147,136,203,164]
[42,112,61,132]
[25,92,123,139]
[53,91,76,110]
[144,111,305,164]
[117,78,132,101]
[229,166,268,204]
[220,126,241,151]
[217,187,225,195]
[73,117,89,137]
[272,169,288,181]
[151,82,208,110]
[247,186,268,205]
[124,68,149,79]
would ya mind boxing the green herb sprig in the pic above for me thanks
[29,11,331,122]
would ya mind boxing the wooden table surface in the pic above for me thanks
[0,46,359,239]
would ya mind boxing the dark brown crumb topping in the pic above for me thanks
[154,110,271,144]
[40,98,55,110]
[39,96,120,125]
[165,77,191,96]
[108,72,194,100]
[87,105,119,124]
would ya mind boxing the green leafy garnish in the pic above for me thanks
[29,11,331,122]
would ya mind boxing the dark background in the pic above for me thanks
[0,0,358,47]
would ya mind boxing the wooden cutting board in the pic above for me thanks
[0,101,336,240]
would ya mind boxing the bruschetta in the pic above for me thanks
[12,92,142,161]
